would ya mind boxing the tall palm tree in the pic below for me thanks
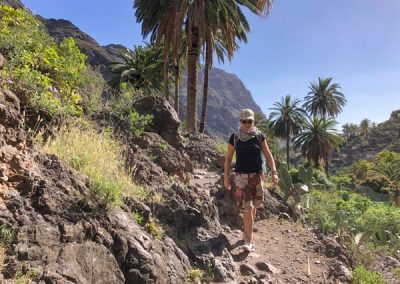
[134,0,272,132]
[199,2,250,133]
[360,118,371,139]
[269,95,307,168]
[294,117,344,173]
[304,77,347,118]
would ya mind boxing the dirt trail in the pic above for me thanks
[191,168,344,284]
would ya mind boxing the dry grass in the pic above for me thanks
[37,119,145,208]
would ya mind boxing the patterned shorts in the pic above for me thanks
[235,173,264,213]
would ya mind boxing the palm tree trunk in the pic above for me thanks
[174,63,180,116]
[324,156,329,175]
[199,40,211,133]
[163,37,170,101]
[186,25,200,132]
[286,131,290,169]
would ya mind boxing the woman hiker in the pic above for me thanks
[223,109,279,252]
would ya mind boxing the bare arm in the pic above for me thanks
[223,144,235,190]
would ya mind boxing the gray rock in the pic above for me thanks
[213,249,237,282]
[240,263,257,276]
[255,262,282,275]
[132,95,184,150]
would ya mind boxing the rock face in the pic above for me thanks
[331,109,400,170]
[0,88,191,283]
[180,66,264,139]
[132,95,184,150]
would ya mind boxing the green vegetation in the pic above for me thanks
[145,220,164,240]
[188,268,204,282]
[14,269,38,284]
[128,110,153,137]
[352,266,384,284]
[0,5,87,116]
[109,43,164,94]
[0,224,16,244]
[38,120,139,209]
[269,95,307,168]
[132,211,145,226]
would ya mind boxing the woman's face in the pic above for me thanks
[240,119,254,131]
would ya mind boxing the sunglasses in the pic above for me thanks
[241,119,254,124]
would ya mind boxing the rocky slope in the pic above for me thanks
[0,86,354,283]
[331,109,400,170]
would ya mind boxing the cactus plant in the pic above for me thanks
[278,163,312,207]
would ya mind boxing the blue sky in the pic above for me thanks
[23,0,400,126]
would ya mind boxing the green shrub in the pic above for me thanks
[361,175,392,191]
[132,211,144,226]
[289,168,300,183]
[392,267,400,280]
[352,266,384,284]
[313,169,334,189]
[188,268,204,282]
[330,175,355,190]
[146,220,164,239]
[305,189,400,243]
[0,224,16,244]
[38,119,141,209]
[128,110,153,137]
[80,67,105,114]
[0,5,86,116]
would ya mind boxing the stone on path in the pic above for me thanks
[240,263,258,276]
[255,261,282,275]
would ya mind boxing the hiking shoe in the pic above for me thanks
[243,241,254,252]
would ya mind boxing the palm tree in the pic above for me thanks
[348,123,359,138]
[269,95,307,168]
[134,0,272,132]
[108,44,163,94]
[342,123,351,140]
[360,118,371,139]
[199,2,250,133]
[294,117,344,173]
[304,77,347,118]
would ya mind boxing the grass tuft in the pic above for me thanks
[37,119,140,209]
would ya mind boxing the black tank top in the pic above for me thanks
[229,133,265,173]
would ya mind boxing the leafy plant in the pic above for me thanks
[188,268,204,282]
[278,163,310,207]
[128,110,153,137]
[0,224,16,244]
[145,220,164,240]
[132,211,144,226]
[352,266,384,284]
[0,5,87,116]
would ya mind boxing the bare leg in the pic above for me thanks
[243,210,254,242]
[252,207,256,221]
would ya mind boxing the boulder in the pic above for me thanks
[132,95,183,150]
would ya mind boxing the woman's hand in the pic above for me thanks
[224,176,231,190]
[272,173,279,186]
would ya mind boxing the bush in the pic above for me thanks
[330,174,355,190]
[312,169,334,189]
[289,168,300,183]
[38,119,140,209]
[305,189,400,242]
[352,266,384,284]
[128,110,153,137]
[0,5,86,116]
[361,175,392,191]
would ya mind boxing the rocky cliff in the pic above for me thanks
[0,0,23,9]
[331,109,400,170]
[180,67,264,139]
